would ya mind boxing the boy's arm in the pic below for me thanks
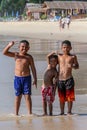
[47,52,56,64]
[54,71,59,86]
[53,71,59,96]
[30,56,37,88]
[3,41,15,57]
[73,55,79,69]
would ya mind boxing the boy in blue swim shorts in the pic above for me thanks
[14,75,31,96]
[3,40,37,116]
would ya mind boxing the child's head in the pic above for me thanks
[19,40,30,54]
[19,40,29,46]
[61,40,72,54]
[49,54,58,68]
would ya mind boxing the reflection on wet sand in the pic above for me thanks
[1,114,87,130]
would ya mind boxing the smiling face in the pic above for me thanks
[19,42,29,55]
[49,57,58,69]
[61,43,72,55]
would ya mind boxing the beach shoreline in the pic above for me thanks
[0,94,87,130]
[0,20,87,43]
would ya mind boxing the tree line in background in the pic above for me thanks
[0,0,87,17]
[0,0,26,17]
[0,0,47,17]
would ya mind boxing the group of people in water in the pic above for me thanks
[3,39,79,116]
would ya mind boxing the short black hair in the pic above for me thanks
[20,40,29,46]
[49,54,58,61]
[62,40,71,47]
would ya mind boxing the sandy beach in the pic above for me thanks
[0,19,87,130]
[0,19,87,43]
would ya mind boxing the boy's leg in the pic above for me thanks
[43,100,47,115]
[49,103,53,116]
[67,101,73,114]
[15,95,22,115]
[58,80,66,115]
[59,101,65,115]
[66,77,75,114]
[24,94,32,114]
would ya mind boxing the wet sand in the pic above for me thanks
[0,95,87,130]
[0,20,87,129]
[0,114,87,130]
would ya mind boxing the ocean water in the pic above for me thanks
[0,35,87,129]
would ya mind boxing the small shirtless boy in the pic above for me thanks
[3,40,37,115]
[48,40,79,115]
[41,54,58,116]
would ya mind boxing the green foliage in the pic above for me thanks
[40,13,47,20]
[0,0,26,17]
[0,0,46,17]
[29,0,45,3]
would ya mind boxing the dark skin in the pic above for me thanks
[48,43,79,115]
[42,57,58,116]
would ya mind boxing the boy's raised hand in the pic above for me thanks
[8,41,15,47]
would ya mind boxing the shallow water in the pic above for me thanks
[0,35,87,129]
[1,115,87,130]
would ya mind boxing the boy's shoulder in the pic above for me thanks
[58,53,63,56]
[25,53,34,59]
[69,54,77,58]
[26,53,32,57]
[15,53,33,57]
[45,67,56,72]
[58,53,76,57]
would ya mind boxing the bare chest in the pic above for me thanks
[59,56,74,65]
[15,57,30,66]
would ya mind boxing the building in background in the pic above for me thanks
[25,1,87,21]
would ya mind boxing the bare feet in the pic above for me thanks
[67,112,73,115]
[59,113,65,116]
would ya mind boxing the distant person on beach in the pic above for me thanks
[59,17,65,30]
[3,40,37,116]
[65,16,71,29]
[61,17,65,29]
[59,16,62,31]
[41,54,58,116]
[48,40,79,115]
